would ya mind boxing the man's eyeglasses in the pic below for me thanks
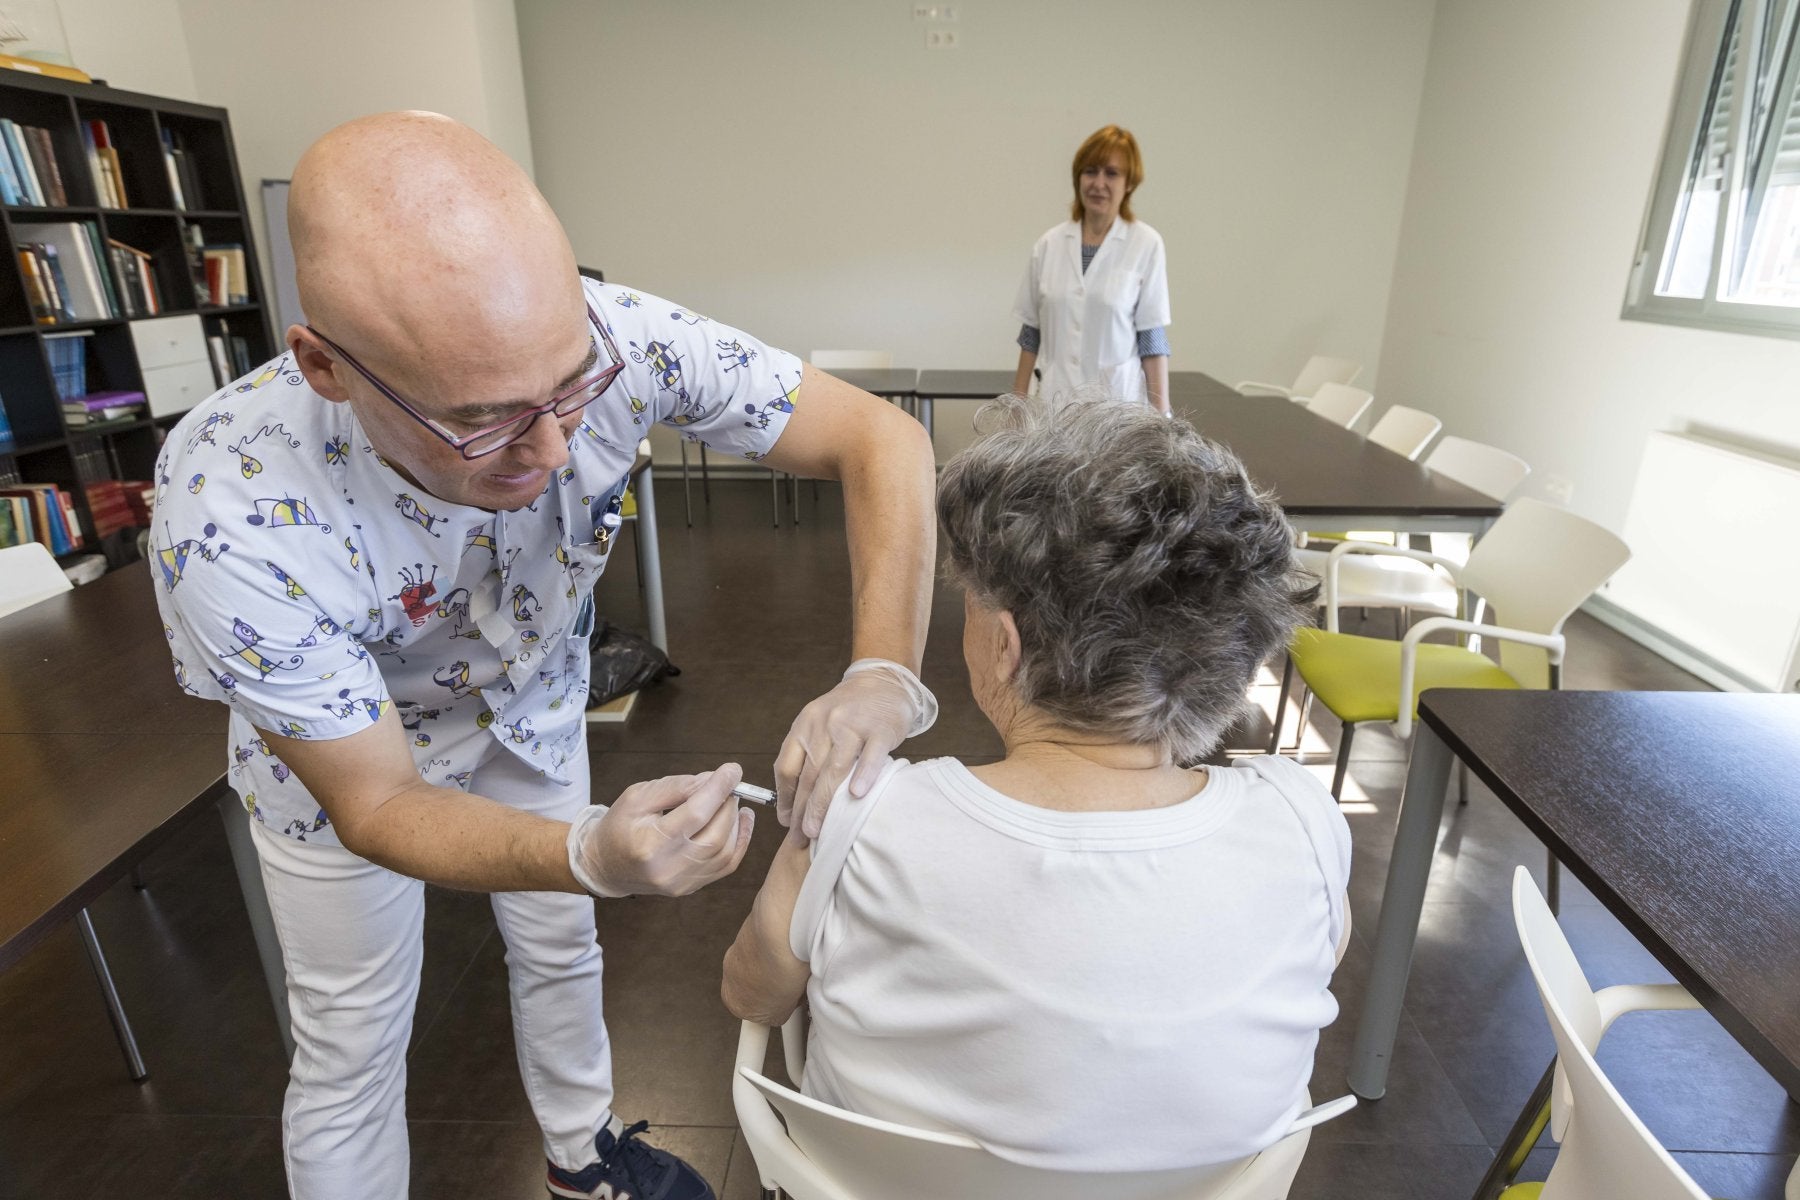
[306,305,625,460]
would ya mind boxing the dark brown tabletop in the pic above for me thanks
[1179,393,1501,528]
[829,368,918,398]
[0,732,225,971]
[916,370,1017,399]
[0,566,223,737]
[0,568,227,968]
[1169,371,1241,399]
[1419,689,1800,1097]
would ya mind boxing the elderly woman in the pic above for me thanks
[722,396,1349,1173]
[1012,125,1172,413]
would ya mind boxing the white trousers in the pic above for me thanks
[250,738,612,1200]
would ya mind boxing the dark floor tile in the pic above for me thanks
[1511,1144,1798,1200]
[1284,1140,1495,1199]
[0,1114,283,1200]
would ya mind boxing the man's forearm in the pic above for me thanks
[840,407,935,671]
[349,782,581,893]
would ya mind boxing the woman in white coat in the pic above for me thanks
[1012,124,1172,413]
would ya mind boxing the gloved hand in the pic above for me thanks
[774,659,937,839]
[567,764,754,898]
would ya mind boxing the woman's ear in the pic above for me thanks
[994,610,1023,684]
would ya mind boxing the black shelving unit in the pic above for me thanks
[0,69,272,567]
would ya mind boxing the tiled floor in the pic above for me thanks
[1,478,1795,1198]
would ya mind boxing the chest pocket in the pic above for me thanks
[560,479,628,590]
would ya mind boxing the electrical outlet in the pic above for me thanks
[1540,475,1575,505]
[926,27,960,48]
[912,4,935,18]
[938,4,958,19]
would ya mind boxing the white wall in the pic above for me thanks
[1377,0,1800,531]
[59,0,198,102]
[517,0,1434,389]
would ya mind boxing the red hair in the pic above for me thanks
[1070,125,1144,222]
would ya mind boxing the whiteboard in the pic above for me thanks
[261,179,306,334]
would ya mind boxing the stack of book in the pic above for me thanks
[160,127,202,210]
[45,329,90,399]
[106,238,160,315]
[0,481,83,552]
[82,118,128,209]
[62,388,145,426]
[207,330,255,384]
[82,479,138,539]
[15,220,118,322]
[200,243,248,305]
[0,118,68,206]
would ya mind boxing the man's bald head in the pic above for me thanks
[290,111,583,386]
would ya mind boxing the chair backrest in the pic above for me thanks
[1304,382,1373,429]
[811,349,893,370]
[1423,436,1531,502]
[1290,355,1362,398]
[0,542,71,618]
[731,1021,1347,1200]
[1461,499,1630,688]
[1366,405,1442,460]
[1512,870,1709,1200]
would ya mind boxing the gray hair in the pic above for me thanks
[937,393,1315,760]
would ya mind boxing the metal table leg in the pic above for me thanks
[76,908,148,1080]
[217,792,294,1061]
[1470,1060,1554,1200]
[635,463,668,653]
[1348,721,1455,1099]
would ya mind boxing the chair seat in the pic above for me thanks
[1497,1186,1543,1199]
[1289,627,1520,725]
[1291,548,1458,614]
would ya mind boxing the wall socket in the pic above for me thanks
[913,4,958,19]
[925,28,960,48]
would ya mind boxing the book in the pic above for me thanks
[44,329,91,399]
[26,243,73,322]
[0,53,93,84]
[25,126,66,206]
[16,246,53,322]
[85,225,122,316]
[0,131,21,205]
[107,237,159,314]
[79,119,108,207]
[0,389,12,447]
[206,333,231,385]
[1,119,42,204]
[229,334,251,374]
[159,127,186,209]
[63,404,142,425]
[15,222,117,320]
[0,484,74,553]
[63,388,146,411]
[0,494,26,548]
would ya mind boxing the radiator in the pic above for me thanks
[1601,431,1800,693]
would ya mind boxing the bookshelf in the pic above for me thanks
[0,69,272,568]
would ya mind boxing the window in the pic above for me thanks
[1626,0,1800,336]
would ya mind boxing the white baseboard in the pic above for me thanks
[1581,596,1762,693]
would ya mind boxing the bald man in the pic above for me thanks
[149,112,935,1200]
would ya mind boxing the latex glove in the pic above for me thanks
[567,764,755,898]
[774,659,937,839]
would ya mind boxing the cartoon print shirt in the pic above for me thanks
[151,278,801,843]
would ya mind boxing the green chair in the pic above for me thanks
[1275,498,1630,802]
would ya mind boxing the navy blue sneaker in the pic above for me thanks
[546,1117,716,1200]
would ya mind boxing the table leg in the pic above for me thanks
[217,792,295,1062]
[76,908,148,1081]
[636,464,668,653]
[1348,722,1455,1099]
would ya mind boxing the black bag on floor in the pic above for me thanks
[587,620,680,707]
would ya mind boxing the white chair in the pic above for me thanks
[733,1015,1355,1200]
[0,541,71,616]
[1237,355,1362,400]
[1364,405,1442,460]
[1290,435,1532,626]
[1503,868,1708,1199]
[1298,382,1373,430]
[0,543,149,1081]
[1277,499,1630,804]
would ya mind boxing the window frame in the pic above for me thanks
[1625,0,1800,339]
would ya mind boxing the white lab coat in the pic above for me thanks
[1013,218,1171,405]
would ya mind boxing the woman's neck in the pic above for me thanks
[1081,213,1115,245]
[966,710,1205,812]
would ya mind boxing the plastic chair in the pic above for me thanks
[733,1015,1354,1200]
[1276,499,1629,800]
[0,543,149,1082]
[1501,868,1708,1199]
[1365,405,1442,461]
[1288,435,1531,626]
[1237,355,1362,400]
[1297,382,1373,430]
[0,541,71,616]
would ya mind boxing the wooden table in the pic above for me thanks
[0,567,291,1064]
[1350,689,1800,1105]
[914,369,1016,439]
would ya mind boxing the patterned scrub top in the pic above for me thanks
[150,278,800,843]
